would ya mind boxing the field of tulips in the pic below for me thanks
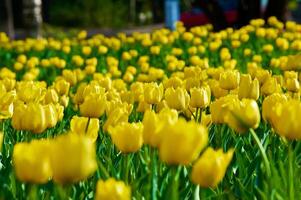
[1,17,301,199]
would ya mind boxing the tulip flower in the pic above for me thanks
[13,140,52,184]
[272,100,301,139]
[0,90,16,119]
[143,83,164,104]
[238,74,260,100]
[225,99,261,133]
[158,118,208,165]
[50,133,97,184]
[70,116,100,142]
[103,107,130,132]
[80,93,107,118]
[210,95,239,124]
[190,86,211,108]
[262,93,287,126]
[108,122,143,153]
[95,178,131,200]
[191,147,234,187]
[219,70,240,90]
[165,87,190,111]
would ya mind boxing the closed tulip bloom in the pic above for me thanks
[208,79,228,98]
[271,100,301,139]
[44,104,59,129]
[158,118,208,165]
[13,140,52,184]
[285,78,300,92]
[219,70,240,90]
[225,99,260,133]
[44,88,59,104]
[12,102,47,133]
[54,79,70,96]
[0,90,16,119]
[80,93,107,118]
[191,148,234,188]
[261,77,281,96]
[262,93,287,125]
[95,178,131,200]
[210,95,239,124]
[103,107,130,132]
[165,87,190,111]
[17,81,45,103]
[50,133,97,184]
[143,108,178,147]
[143,83,164,104]
[238,74,260,100]
[70,116,99,142]
[190,86,211,108]
[108,122,143,153]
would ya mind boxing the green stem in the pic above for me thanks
[151,148,158,200]
[249,128,271,177]
[170,166,181,200]
[193,185,200,200]
[288,143,294,200]
[123,154,131,184]
[195,108,199,122]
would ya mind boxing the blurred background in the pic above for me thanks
[0,0,301,39]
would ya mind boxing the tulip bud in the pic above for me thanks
[108,122,143,153]
[70,116,99,142]
[165,87,190,111]
[190,86,211,108]
[13,140,52,184]
[158,118,208,165]
[144,83,164,104]
[95,178,131,200]
[210,95,239,124]
[219,70,240,90]
[225,99,260,133]
[238,74,260,100]
[191,148,234,187]
[50,133,97,184]
[272,100,301,139]
[80,93,107,118]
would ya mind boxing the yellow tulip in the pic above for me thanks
[0,90,15,119]
[13,140,52,184]
[12,102,47,134]
[165,87,190,111]
[103,107,130,132]
[143,108,178,147]
[272,100,301,139]
[225,99,260,133]
[44,88,59,104]
[238,74,260,100]
[108,122,143,153]
[190,86,211,108]
[50,133,97,184]
[262,93,287,126]
[285,78,300,92]
[54,79,70,96]
[191,148,234,187]
[70,116,99,142]
[158,118,208,165]
[80,93,107,118]
[208,79,228,98]
[143,83,164,104]
[210,95,239,124]
[95,178,131,200]
[261,77,282,96]
[219,70,240,90]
